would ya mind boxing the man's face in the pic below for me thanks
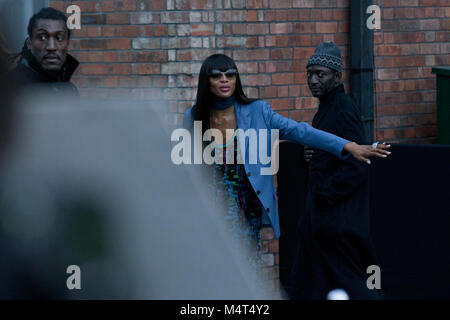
[27,19,69,72]
[307,65,341,98]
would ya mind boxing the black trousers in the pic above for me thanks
[289,191,381,300]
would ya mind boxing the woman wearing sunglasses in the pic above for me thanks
[183,54,389,259]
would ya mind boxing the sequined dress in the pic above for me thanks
[211,135,264,269]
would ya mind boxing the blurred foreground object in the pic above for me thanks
[0,92,273,299]
[327,289,349,300]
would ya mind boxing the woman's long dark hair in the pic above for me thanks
[192,54,257,134]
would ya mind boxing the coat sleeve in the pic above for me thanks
[312,109,369,206]
[260,101,350,159]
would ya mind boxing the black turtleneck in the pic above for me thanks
[313,83,346,128]
[21,49,79,83]
[9,49,80,98]
[319,83,345,105]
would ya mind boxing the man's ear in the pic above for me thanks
[26,37,31,50]
[335,71,342,83]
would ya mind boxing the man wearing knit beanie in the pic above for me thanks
[289,42,381,300]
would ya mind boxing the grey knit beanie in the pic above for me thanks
[306,41,342,72]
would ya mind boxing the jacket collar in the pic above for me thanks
[22,49,79,82]
[234,100,251,131]
[313,84,345,128]
[319,83,345,106]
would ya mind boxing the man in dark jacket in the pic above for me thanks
[289,42,380,300]
[10,7,79,98]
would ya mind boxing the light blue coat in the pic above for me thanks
[183,99,349,238]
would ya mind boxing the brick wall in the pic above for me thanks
[50,0,449,143]
[373,0,449,143]
[47,0,449,298]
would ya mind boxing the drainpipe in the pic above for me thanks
[350,0,374,143]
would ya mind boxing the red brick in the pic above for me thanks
[289,85,301,97]
[246,0,270,9]
[272,73,294,85]
[296,97,318,109]
[378,45,400,56]
[293,47,315,59]
[260,241,270,253]
[294,72,308,85]
[277,10,289,20]
[277,86,289,97]
[86,26,101,37]
[269,239,279,253]
[420,19,440,30]
[81,64,109,75]
[152,76,169,88]
[154,26,167,36]
[102,26,116,37]
[394,32,425,43]
[115,0,136,11]
[419,0,439,6]
[87,52,103,62]
[104,52,117,63]
[102,0,115,11]
[384,81,405,92]
[400,44,420,55]
[131,12,159,24]
[80,39,106,49]
[109,64,131,75]
[293,22,315,33]
[246,10,258,21]
[247,24,270,35]
[271,98,295,110]
[119,76,137,87]
[399,68,422,79]
[377,106,396,116]
[117,52,135,62]
[420,43,441,54]
[87,78,103,87]
[245,74,271,86]
[441,19,450,30]
[136,51,168,63]
[270,23,293,34]
[176,0,213,10]
[270,48,293,60]
[270,0,291,8]
[107,38,131,50]
[116,26,138,37]
[132,64,161,75]
[50,1,65,11]
[152,0,167,10]
[339,21,349,33]
[233,49,269,60]
[106,13,129,24]
[190,24,214,36]
[260,227,275,240]
[377,93,401,105]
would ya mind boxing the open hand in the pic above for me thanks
[344,142,391,164]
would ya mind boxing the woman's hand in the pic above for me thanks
[344,142,391,164]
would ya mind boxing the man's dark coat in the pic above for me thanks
[290,84,380,300]
[10,49,79,98]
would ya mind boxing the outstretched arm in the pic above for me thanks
[261,101,390,164]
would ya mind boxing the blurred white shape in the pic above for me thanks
[327,289,349,300]
[0,91,276,299]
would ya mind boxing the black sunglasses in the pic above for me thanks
[208,68,238,80]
